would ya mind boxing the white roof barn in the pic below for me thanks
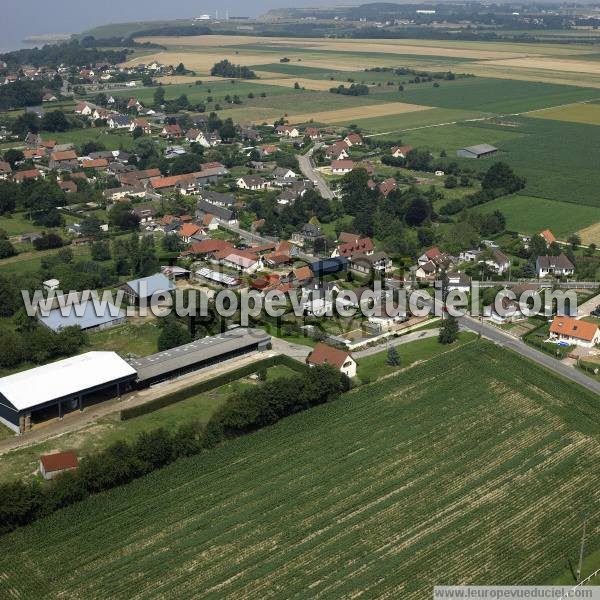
[0,351,136,412]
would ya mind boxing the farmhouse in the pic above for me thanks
[39,451,79,480]
[0,352,137,433]
[549,316,600,348]
[457,144,498,159]
[307,343,357,378]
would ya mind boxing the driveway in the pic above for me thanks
[297,147,335,200]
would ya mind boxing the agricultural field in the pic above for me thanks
[528,101,600,125]
[472,195,600,240]
[1,341,598,597]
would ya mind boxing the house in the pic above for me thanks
[272,166,297,179]
[200,191,236,208]
[201,213,218,230]
[0,161,11,180]
[536,254,575,278]
[446,272,471,293]
[549,316,600,348]
[107,115,132,129]
[418,247,443,266]
[14,169,42,183]
[196,199,237,225]
[160,124,183,139]
[58,180,77,194]
[74,102,94,116]
[130,118,151,134]
[457,144,498,159]
[459,249,482,263]
[344,133,363,147]
[378,178,397,197]
[260,144,278,157]
[307,343,356,378]
[237,175,268,190]
[304,127,321,140]
[150,173,201,195]
[391,145,413,159]
[331,160,354,175]
[292,223,325,247]
[349,252,393,275]
[39,451,79,480]
[178,222,201,243]
[539,229,557,247]
[42,93,58,103]
[132,205,156,223]
[81,158,109,170]
[292,265,314,287]
[484,249,511,275]
[275,125,300,138]
[181,239,232,258]
[326,141,349,160]
[49,150,78,170]
[367,304,407,333]
[127,97,143,112]
[310,257,348,278]
[215,249,261,274]
[185,128,209,146]
[333,236,375,259]
[121,273,176,305]
[24,132,42,147]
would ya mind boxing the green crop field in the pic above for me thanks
[473,194,600,238]
[1,341,598,598]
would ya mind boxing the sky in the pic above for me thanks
[0,0,319,52]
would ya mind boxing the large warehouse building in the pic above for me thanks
[131,328,271,385]
[0,352,137,433]
[0,328,271,434]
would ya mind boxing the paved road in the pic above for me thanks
[297,145,335,200]
[577,292,600,318]
[459,314,600,395]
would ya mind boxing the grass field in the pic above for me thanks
[473,194,600,239]
[1,341,598,597]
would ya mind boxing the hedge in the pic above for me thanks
[120,354,308,420]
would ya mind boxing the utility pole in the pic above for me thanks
[577,514,588,581]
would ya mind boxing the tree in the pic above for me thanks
[41,110,70,132]
[386,345,400,366]
[91,240,111,262]
[438,316,459,344]
[108,202,140,231]
[33,233,63,250]
[79,215,102,237]
[567,234,581,250]
[0,239,16,259]
[3,149,24,169]
[153,86,165,107]
[444,174,457,189]
[482,162,525,195]
[0,181,17,214]
[157,317,192,351]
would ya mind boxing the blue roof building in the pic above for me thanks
[38,299,126,332]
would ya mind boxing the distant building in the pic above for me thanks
[457,144,498,159]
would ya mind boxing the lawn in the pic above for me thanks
[1,341,598,597]
[0,213,44,236]
[0,364,299,484]
[356,331,475,381]
[472,194,600,239]
[85,321,161,358]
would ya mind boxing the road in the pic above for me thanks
[297,145,335,200]
[577,292,600,318]
[459,314,600,395]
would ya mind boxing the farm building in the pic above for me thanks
[0,352,137,434]
[457,144,498,159]
[121,273,176,305]
[37,299,125,332]
[307,343,357,378]
[39,451,79,480]
[130,328,271,385]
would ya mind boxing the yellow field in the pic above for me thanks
[484,56,600,76]
[577,222,600,245]
[124,51,281,72]
[248,77,354,91]
[285,101,432,125]
[155,75,223,84]
[528,102,600,125]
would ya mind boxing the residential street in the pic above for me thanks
[459,314,600,395]
[297,146,335,200]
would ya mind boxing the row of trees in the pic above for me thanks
[0,365,348,534]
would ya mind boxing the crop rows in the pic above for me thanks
[0,342,598,599]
